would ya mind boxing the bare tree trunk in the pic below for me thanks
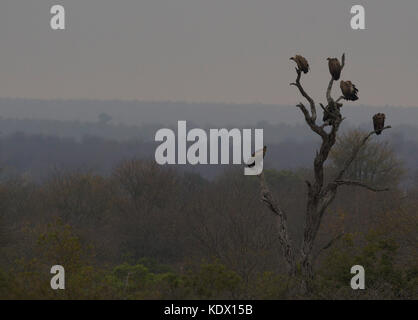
[257,53,391,295]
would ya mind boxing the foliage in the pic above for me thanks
[184,261,242,299]
[314,231,417,299]
[0,159,415,300]
[330,129,404,185]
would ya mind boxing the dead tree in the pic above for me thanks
[258,54,391,289]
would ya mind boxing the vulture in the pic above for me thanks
[290,55,309,73]
[322,102,342,124]
[340,80,359,101]
[373,113,386,135]
[246,146,267,168]
[327,57,342,80]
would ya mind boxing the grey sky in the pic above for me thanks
[0,0,417,106]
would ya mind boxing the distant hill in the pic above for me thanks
[1,98,417,181]
[1,98,418,128]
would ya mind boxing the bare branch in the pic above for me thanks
[317,187,338,220]
[335,126,392,180]
[336,96,345,103]
[296,103,327,138]
[313,232,345,264]
[290,68,317,121]
[322,232,345,251]
[326,78,334,105]
[257,172,296,274]
[319,125,392,205]
[334,180,389,192]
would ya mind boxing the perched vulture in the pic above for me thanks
[327,58,342,80]
[373,113,386,135]
[290,55,309,73]
[340,80,359,101]
[322,103,340,124]
[246,146,267,168]
[322,107,333,123]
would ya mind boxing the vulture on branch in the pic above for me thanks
[327,57,342,80]
[340,80,359,101]
[246,146,267,168]
[322,102,342,124]
[373,113,386,135]
[290,55,309,73]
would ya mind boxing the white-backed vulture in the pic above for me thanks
[327,57,342,80]
[373,113,386,135]
[290,55,309,74]
[340,80,359,101]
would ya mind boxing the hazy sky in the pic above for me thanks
[0,0,417,106]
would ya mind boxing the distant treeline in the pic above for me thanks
[0,131,316,180]
[0,122,417,181]
[1,97,418,127]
